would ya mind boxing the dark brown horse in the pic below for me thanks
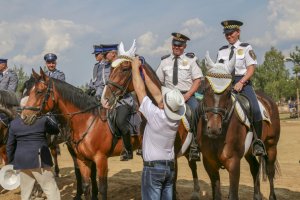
[197,56,280,200]
[101,61,201,199]
[0,90,19,165]
[21,68,142,200]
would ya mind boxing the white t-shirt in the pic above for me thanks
[139,96,179,161]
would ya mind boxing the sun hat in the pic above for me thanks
[162,86,186,120]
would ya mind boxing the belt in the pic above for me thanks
[143,160,175,170]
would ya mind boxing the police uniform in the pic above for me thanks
[44,53,66,81]
[156,32,203,111]
[0,59,19,92]
[218,20,264,156]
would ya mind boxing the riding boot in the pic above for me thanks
[189,132,201,161]
[252,120,266,156]
[120,133,133,161]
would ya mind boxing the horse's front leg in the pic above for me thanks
[77,158,92,200]
[203,156,222,200]
[96,156,108,200]
[225,157,241,200]
[245,153,262,200]
[185,155,200,200]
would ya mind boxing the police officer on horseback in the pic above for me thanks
[44,53,65,81]
[156,32,203,161]
[217,20,265,156]
[89,44,135,161]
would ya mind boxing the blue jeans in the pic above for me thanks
[141,160,175,200]
[186,95,199,111]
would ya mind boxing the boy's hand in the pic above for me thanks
[132,56,141,70]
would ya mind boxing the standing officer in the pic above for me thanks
[217,20,265,156]
[156,32,203,161]
[0,58,18,92]
[6,98,61,200]
[44,53,65,81]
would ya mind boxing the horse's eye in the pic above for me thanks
[36,90,43,94]
[122,68,131,72]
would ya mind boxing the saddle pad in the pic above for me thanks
[231,95,271,129]
[177,116,192,157]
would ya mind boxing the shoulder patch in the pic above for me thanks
[240,43,250,47]
[161,54,171,60]
[185,52,195,58]
[219,45,228,50]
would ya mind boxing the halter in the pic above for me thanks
[105,68,133,108]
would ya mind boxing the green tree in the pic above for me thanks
[252,47,290,101]
[13,65,29,96]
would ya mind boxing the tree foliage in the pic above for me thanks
[13,65,29,96]
[252,47,290,101]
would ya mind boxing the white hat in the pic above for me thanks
[0,165,20,190]
[162,87,186,120]
[112,39,136,68]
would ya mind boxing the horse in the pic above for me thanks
[21,68,143,200]
[101,60,201,199]
[20,75,98,200]
[0,90,19,165]
[197,54,280,200]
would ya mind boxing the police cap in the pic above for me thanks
[92,45,104,54]
[221,20,243,34]
[101,44,118,53]
[0,59,8,64]
[171,32,190,46]
[44,53,57,62]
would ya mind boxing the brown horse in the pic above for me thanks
[197,56,280,200]
[101,61,201,199]
[0,90,19,165]
[21,68,142,200]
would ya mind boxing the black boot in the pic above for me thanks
[189,133,201,161]
[252,120,266,156]
[120,133,133,161]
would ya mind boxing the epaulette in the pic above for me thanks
[161,54,171,60]
[185,52,195,58]
[240,43,250,47]
[219,45,228,50]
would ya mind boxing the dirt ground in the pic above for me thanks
[1,119,299,200]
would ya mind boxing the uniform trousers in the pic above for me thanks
[20,168,60,200]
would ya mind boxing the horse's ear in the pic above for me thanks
[39,67,48,81]
[32,69,40,80]
[205,51,215,71]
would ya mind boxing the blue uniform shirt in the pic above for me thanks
[0,68,19,92]
[89,61,111,98]
[45,69,65,81]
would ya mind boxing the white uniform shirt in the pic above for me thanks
[139,96,179,162]
[156,53,203,91]
[217,40,257,75]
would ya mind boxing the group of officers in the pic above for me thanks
[0,19,266,200]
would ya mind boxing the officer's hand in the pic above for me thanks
[233,82,243,92]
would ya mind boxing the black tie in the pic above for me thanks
[173,56,179,85]
[229,46,235,60]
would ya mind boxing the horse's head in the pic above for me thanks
[21,68,55,124]
[201,52,235,138]
[101,40,136,109]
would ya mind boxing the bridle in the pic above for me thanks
[22,78,55,116]
[105,68,132,108]
[199,73,236,136]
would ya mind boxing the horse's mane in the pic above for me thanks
[52,79,100,114]
[0,90,19,107]
[20,76,36,96]
[143,62,162,87]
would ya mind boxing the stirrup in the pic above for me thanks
[252,139,267,156]
[189,145,201,161]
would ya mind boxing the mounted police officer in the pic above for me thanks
[217,20,265,156]
[44,53,65,81]
[156,32,203,161]
[0,58,18,92]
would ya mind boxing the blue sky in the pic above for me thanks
[1,0,299,86]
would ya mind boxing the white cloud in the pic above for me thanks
[249,32,277,48]
[181,18,211,40]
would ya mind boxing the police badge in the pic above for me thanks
[249,50,256,60]
[237,49,244,55]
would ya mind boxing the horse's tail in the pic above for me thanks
[260,156,281,181]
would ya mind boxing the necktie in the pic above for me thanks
[229,46,235,60]
[173,56,178,85]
